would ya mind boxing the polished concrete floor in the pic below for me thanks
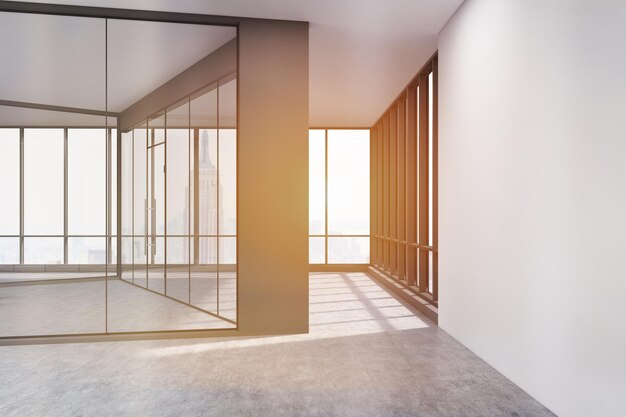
[0,272,555,417]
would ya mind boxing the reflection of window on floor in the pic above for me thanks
[309,129,370,264]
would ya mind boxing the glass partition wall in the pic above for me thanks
[0,9,237,339]
[118,77,237,332]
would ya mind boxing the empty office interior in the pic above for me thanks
[1,1,625,417]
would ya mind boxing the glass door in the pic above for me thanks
[146,114,165,294]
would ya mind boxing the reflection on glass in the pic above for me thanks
[327,130,370,235]
[328,237,369,264]
[24,129,64,235]
[68,129,106,235]
[309,130,325,235]
[0,129,19,235]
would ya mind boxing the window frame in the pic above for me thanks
[308,127,371,266]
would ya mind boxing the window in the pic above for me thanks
[309,129,370,264]
[0,129,19,236]
[0,127,116,266]
[371,53,438,304]
[24,129,64,235]
[68,128,106,235]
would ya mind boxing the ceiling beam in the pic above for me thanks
[0,99,119,118]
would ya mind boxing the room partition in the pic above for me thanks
[0,8,238,339]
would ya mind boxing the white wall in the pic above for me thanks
[438,1,626,416]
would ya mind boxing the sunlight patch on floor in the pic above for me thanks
[139,272,430,358]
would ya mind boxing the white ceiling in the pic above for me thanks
[3,0,464,127]
[0,11,235,114]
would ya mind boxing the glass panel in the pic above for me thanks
[219,79,237,235]
[198,129,218,235]
[68,128,106,235]
[327,237,369,264]
[133,236,147,288]
[109,236,117,271]
[68,237,106,265]
[0,129,19,235]
[219,236,236,321]
[147,236,164,294]
[192,85,218,237]
[166,236,190,303]
[133,126,147,237]
[166,236,190,265]
[190,85,217,127]
[24,237,63,264]
[151,144,165,236]
[219,129,237,235]
[24,129,64,235]
[121,131,133,236]
[0,238,19,264]
[121,236,133,282]
[110,129,117,241]
[309,129,325,235]
[166,102,192,236]
[218,78,236,129]
[192,237,217,313]
[148,112,165,146]
[165,98,192,304]
[219,236,236,264]
[428,72,434,247]
[327,130,370,235]
[309,237,325,264]
[198,236,218,265]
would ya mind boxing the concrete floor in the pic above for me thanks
[0,272,236,337]
[0,272,555,417]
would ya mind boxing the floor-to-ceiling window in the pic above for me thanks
[370,53,438,305]
[0,128,115,268]
[309,128,370,265]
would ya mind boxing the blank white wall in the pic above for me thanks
[438,1,626,416]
